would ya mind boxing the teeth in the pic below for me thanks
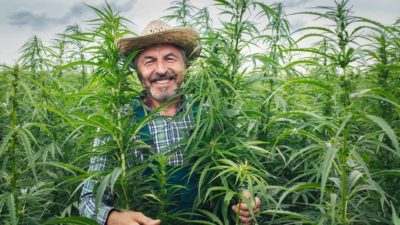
[155,79,169,84]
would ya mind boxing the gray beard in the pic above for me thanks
[149,83,178,103]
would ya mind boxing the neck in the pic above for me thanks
[146,96,180,117]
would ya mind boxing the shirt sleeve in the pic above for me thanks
[79,137,115,225]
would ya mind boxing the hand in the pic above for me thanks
[107,210,161,225]
[232,190,261,225]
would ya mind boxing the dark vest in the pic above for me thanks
[132,99,200,211]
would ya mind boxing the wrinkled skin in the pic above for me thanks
[135,44,186,116]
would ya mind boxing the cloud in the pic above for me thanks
[65,3,94,19]
[8,5,88,30]
[281,0,315,8]
[290,17,309,30]
[9,10,62,29]
[107,0,137,13]
[8,0,137,30]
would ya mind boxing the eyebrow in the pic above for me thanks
[142,53,178,62]
[164,53,178,58]
[142,56,156,61]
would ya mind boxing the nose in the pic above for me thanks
[155,60,168,74]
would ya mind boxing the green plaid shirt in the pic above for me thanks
[79,99,196,225]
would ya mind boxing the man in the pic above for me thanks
[79,20,261,225]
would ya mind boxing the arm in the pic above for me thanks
[79,138,115,225]
[79,138,161,225]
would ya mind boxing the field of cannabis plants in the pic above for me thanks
[0,0,399,224]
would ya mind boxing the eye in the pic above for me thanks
[144,59,155,66]
[166,56,176,62]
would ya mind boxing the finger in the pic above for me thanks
[233,204,249,215]
[234,207,255,217]
[238,204,261,216]
[232,204,238,214]
[131,212,159,225]
[233,204,250,214]
[148,219,161,225]
[242,189,252,200]
[238,209,251,217]
[240,196,261,210]
[140,217,160,225]
[255,196,261,208]
[239,201,253,210]
[239,207,261,217]
[239,215,254,224]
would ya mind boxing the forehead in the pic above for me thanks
[137,44,184,59]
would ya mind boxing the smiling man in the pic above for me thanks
[135,43,187,116]
[79,20,261,225]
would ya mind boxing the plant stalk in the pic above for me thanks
[10,66,19,220]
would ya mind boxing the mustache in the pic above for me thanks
[149,73,177,83]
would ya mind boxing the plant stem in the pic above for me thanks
[340,125,348,224]
[120,153,129,209]
[340,68,350,224]
[10,66,19,220]
[231,0,247,82]
[159,161,167,217]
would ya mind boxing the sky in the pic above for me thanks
[0,0,399,65]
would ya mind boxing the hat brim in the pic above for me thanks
[117,27,201,59]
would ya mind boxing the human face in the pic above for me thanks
[135,44,186,104]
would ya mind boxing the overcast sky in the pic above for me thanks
[0,0,399,65]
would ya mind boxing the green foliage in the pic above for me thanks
[0,0,399,224]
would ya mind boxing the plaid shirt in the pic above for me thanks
[79,99,195,225]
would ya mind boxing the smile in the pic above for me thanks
[154,79,172,84]
[150,74,177,84]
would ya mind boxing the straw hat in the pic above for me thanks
[117,20,201,59]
